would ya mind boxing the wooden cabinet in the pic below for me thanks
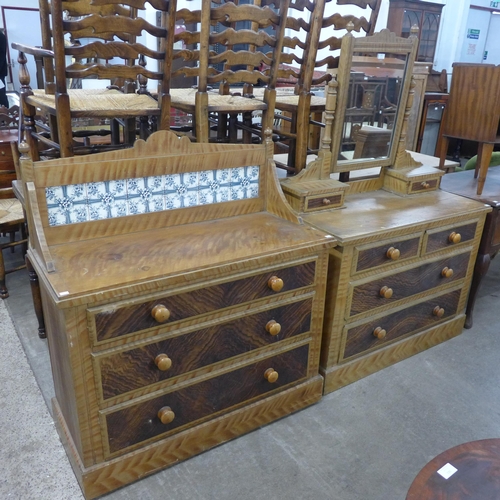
[24,132,334,498]
[301,188,489,394]
[387,0,443,63]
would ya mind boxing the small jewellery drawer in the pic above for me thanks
[349,252,470,317]
[306,194,343,211]
[342,289,461,360]
[354,235,421,273]
[103,344,309,455]
[409,178,440,194]
[96,298,313,400]
[424,222,477,254]
[90,261,316,343]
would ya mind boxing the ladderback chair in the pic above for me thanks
[170,0,290,144]
[270,0,383,173]
[14,0,176,159]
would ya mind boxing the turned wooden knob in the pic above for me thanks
[373,327,387,339]
[386,247,400,260]
[264,368,279,383]
[448,232,461,244]
[421,181,430,189]
[268,276,284,292]
[322,198,331,205]
[433,306,445,318]
[151,304,170,323]
[154,354,172,371]
[157,406,175,424]
[441,267,454,278]
[265,320,281,336]
[379,286,393,299]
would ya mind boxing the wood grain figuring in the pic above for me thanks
[343,289,461,359]
[97,298,313,399]
[303,190,488,244]
[54,377,323,500]
[104,345,309,454]
[28,127,333,497]
[93,261,315,341]
[355,235,421,272]
[424,222,477,254]
[350,252,469,316]
[441,64,500,144]
[323,316,465,394]
[38,213,330,301]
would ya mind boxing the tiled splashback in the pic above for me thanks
[46,166,260,226]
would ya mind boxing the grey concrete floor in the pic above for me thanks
[2,238,500,500]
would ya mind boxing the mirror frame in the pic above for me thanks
[330,29,418,173]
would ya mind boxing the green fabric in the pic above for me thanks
[462,152,500,171]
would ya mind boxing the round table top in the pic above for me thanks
[406,439,500,499]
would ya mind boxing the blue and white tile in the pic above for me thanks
[86,180,128,221]
[199,169,231,205]
[230,165,260,201]
[46,184,88,226]
[127,176,164,215]
[164,172,199,209]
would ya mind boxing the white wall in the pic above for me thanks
[0,0,38,29]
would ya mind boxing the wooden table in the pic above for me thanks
[406,439,500,499]
[440,166,500,328]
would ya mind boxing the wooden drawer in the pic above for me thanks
[90,261,316,343]
[424,222,477,254]
[306,193,343,211]
[354,235,421,273]
[349,252,470,317]
[409,178,440,194]
[96,298,313,400]
[103,344,309,455]
[342,289,461,360]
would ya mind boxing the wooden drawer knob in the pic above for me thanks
[441,267,454,278]
[433,306,445,318]
[322,198,331,205]
[373,327,387,339]
[151,304,170,323]
[448,232,461,244]
[386,247,400,260]
[379,286,393,299]
[264,368,279,383]
[265,320,281,336]
[268,276,284,292]
[154,354,172,371]
[421,181,430,189]
[157,406,175,425]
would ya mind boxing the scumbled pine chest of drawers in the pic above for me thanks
[22,132,335,499]
[301,189,489,394]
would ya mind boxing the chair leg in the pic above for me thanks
[26,255,46,339]
[0,249,7,299]
[228,114,238,143]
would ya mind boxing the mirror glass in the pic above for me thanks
[338,52,408,164]
[328,29,418,174]
[338,53,406,161]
